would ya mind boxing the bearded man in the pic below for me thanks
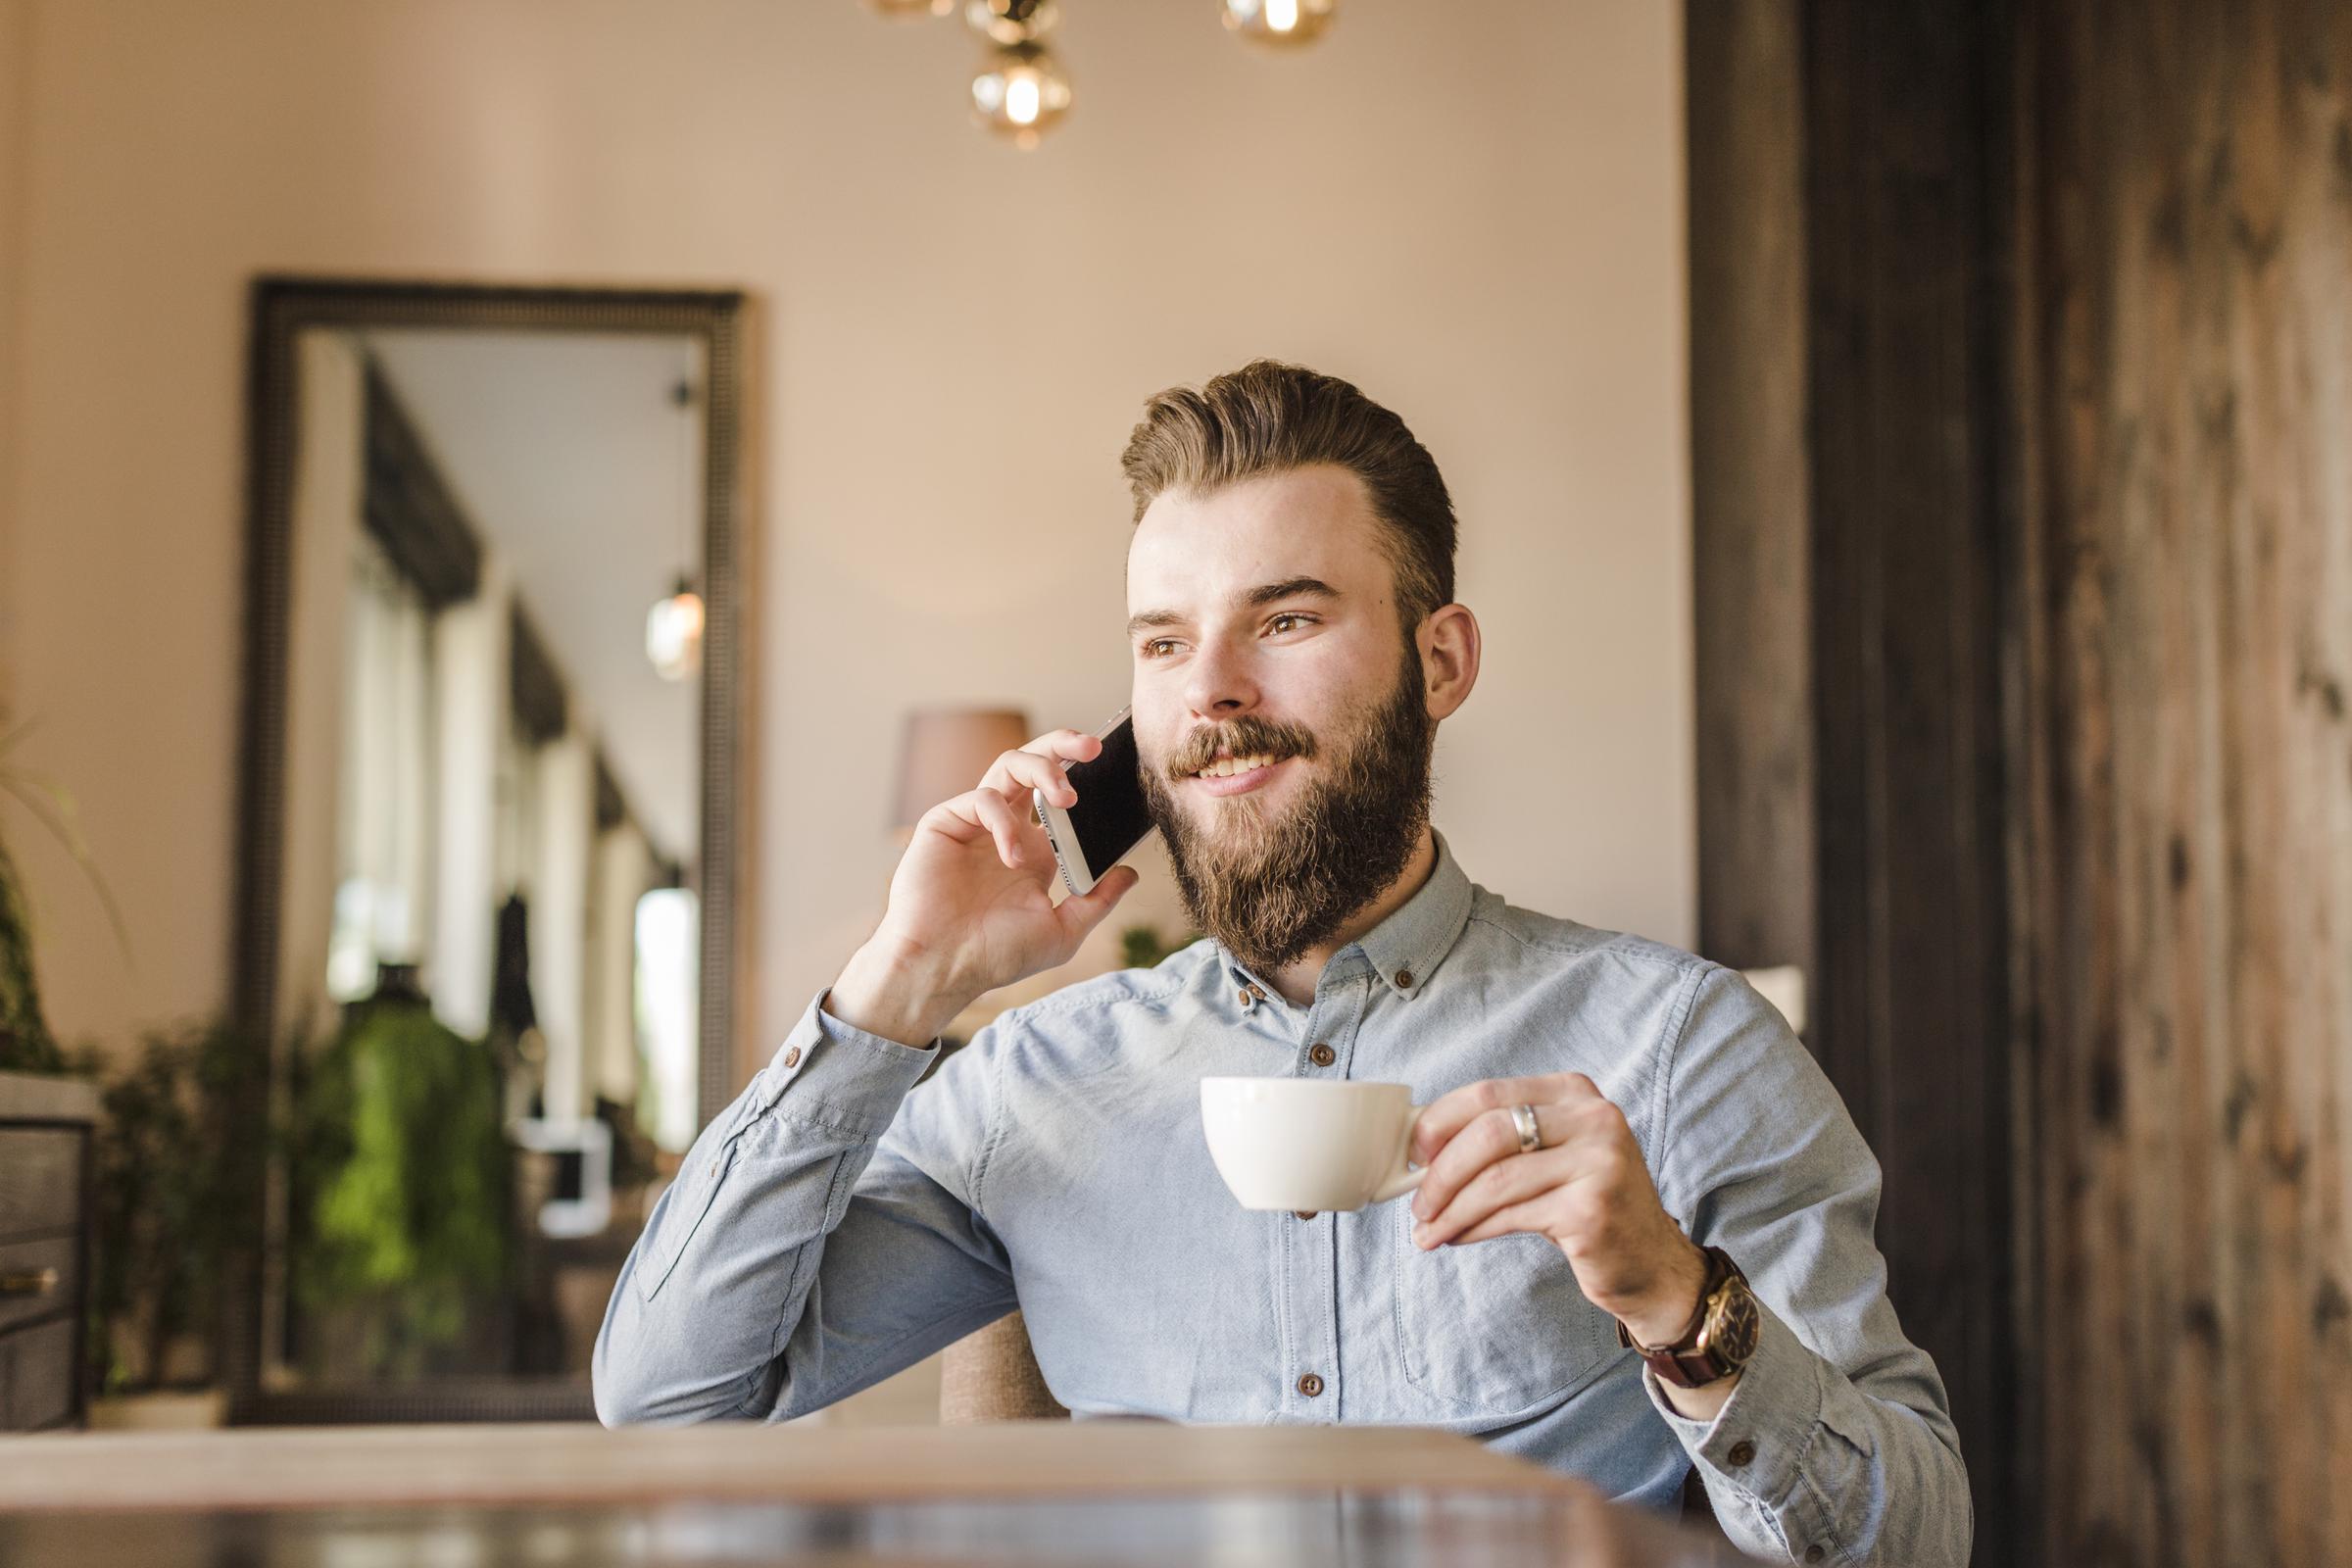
[594,362,1971,1567]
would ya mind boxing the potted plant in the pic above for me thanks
[82,1018,270,1425]
[290,988,512,1380]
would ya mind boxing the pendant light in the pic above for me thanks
[967,1,1071,150]
[873,0,1333,146]
[1221,0,1336,47]
[645,377,704,682]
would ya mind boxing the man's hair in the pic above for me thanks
[1119,360,1457,633]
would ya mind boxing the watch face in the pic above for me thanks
[1705,1280,1762,1365]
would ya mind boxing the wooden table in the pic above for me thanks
[0,1421,1747,1566]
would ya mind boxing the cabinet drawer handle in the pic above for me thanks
[0,1267,59,1298]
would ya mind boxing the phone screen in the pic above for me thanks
[1060,713,1153,877]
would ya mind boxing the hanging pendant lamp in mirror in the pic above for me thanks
[645,375,704,681]
[645,575,705,682]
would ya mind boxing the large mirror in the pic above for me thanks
[226,280,748,1422]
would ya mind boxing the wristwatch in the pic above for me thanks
[1616,1245,1761,1389]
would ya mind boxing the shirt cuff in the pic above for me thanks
[1641,1293,1825,1509]
[721,989,938,1143]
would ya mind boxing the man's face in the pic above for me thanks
[1126,465,1436,972]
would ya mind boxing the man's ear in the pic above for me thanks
[1418,604,1481,721]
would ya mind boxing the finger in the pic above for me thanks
[919,785,1023,861]
[1410,1074,1584,1165]
[1054,863,1140,942]
[1411,1104,1533,1225]
[1441,1196,1558,1249]
[980,731,1101,800]
[969,788,1028,867]
[993,748,1083,810]
[1414,1142,1587,1249]
[917,791,994,846]
[1413,1099,1609,1225]
[1030,727,1104,761]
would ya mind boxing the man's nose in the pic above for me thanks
[1183,641,1258,720]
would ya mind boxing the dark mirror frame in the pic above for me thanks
[225,277,753,1423]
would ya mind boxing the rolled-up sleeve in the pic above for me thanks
[592,990,1013,1425]
[1642,965,1972,1567]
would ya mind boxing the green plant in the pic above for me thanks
[0,717,132,1075]
[84,1019,270,1393]
[0,834,61,1074]
[1119,922,1199,970]
[294,995,511,1377]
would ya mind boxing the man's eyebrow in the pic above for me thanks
[1244,575,1341,610]
[1125,577,1341,640]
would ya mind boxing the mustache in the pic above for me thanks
[1164,715,1319,781]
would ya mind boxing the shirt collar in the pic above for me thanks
[1220,830,1476,1004]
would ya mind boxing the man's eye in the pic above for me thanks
[1267,612,1313,635]
[1140,638,1180,660]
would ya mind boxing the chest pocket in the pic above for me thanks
[1392,1202,1622,1416]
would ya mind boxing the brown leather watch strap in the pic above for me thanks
[1617,1246,1751,1390]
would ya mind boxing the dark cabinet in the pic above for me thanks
[0,1072,95,1432]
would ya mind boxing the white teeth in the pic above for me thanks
[1198,754,1275,780]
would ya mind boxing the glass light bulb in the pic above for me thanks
[965,0,1058,45]
[645,588,705,681]
[864,0,956,17]
[1221,0,1335,46]
[970,41,1072,149]
[1005,75,1041,125]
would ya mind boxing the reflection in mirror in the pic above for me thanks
[264,325,707,1394]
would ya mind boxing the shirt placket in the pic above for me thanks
[1276,966,1370,1421]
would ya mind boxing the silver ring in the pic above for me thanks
[1510,1102,1543,1154]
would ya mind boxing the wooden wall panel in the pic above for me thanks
[1689,0,1816,985]
[2014,2,2352,1563]
[1800,2,2024,1557]
[1690,1,2023,1556]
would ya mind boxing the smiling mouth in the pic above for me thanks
[1192,753,1285,780]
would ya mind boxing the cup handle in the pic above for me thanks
[1370,1105,1428,1204]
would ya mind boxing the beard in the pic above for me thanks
[1141,643,1436,975]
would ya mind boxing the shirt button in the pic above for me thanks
[1307,1043,1336,1068]
[1293,1209,1316,1221]
[783,1047,802,1068]
[1802,1548,1825,1564]
[1249,983,1267,1002]
[1237,987,1253,1007]
[1297,1372,1324,1397]
[1395,969,1414,989]
[1726,1440,1756,1467]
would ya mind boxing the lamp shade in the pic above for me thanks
[892,708,1033,831]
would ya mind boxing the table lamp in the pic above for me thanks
[892,708,1033,837]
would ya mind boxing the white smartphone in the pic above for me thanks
[1034,709,1154,897]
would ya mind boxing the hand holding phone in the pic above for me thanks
[1035,709,1155,896]
[829,725,1141,1046]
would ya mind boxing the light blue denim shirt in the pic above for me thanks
[595,836,1970,1566]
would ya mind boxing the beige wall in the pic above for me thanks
[0,0,26,729]
[1,0,1690,1076]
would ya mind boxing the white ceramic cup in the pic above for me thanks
[1200,1076,1427,1213]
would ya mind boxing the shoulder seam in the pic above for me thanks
[1654,960,1718,1218]
[1464,908,1709,976]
